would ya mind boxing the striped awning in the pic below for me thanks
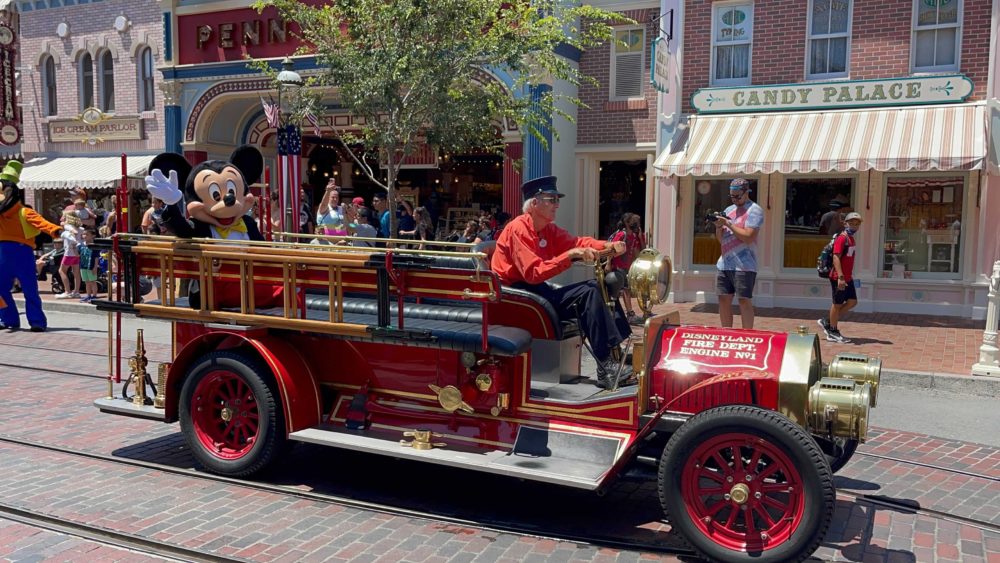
[19,154,158,190]
[655,103,986,176]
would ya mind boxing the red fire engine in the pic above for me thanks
[95,226,879,563]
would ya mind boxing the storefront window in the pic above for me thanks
[883,177,963,278]
[692,178,758,266]
[783,178,854,269]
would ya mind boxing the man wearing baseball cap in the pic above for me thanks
[819,211,863,343]
[712,178,764,329]
[492,175,632,389]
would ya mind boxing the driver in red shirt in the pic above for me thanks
[492,176,632,388]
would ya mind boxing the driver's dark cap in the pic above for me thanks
[521,176,565,201]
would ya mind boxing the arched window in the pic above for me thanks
[98,51,114,111]
[42,56,57,116]
[79,53,94,110]
[137,46,154,111]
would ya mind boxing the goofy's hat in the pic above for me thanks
[0,160,22,184]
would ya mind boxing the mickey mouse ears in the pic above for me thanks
[230,145,263,185]
[148,152,192,180]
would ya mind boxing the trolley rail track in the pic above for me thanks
[0,434,698,558]
[0,500,239,563]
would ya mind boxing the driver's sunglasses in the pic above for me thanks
[538,196,559,204]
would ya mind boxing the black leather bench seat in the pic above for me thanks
[247,305,530,356]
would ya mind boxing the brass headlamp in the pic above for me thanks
[826,353,881,407]
[627,248,672,316]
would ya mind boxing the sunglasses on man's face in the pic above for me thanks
[539,197,559,204]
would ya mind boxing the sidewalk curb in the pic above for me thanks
[881,369,999,398]
[14,297,1000,398]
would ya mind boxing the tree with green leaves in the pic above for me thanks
[253,0,629,236]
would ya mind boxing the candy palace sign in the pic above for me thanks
[692,74,973,114]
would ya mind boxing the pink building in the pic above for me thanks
[14,0,165,227]
[654,0,999,319]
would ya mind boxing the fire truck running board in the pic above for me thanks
[288,425,621,490]
[93,398,166,421]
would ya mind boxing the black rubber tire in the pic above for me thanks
[179,351,285,478]
[826,438,859,474]
[658,405,835,563]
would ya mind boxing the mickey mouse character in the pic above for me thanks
[0,160,63,332]
[145,146,281,309]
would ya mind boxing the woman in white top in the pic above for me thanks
[316,181,347,237]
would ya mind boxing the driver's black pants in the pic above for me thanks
[513,280,630,362]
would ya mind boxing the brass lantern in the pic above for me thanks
[627,248,672,316]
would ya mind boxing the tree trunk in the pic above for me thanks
[386,145,398,241]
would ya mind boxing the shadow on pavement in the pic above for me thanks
[113,437,688,551]
[822,499,917,562]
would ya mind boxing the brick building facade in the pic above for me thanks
[15,0,165,226]
[575,2,661,240]
[654,0,999,320]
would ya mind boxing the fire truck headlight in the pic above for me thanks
[826,353,881,407]
[807,378,871,442]
[627,249,672,316]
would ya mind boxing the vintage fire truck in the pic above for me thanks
[94,231,880,563]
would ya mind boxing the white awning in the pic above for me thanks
[655,103,987,176]
[19,154,158,190]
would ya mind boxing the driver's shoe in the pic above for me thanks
[596,359,634,389]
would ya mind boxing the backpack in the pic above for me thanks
[816,233,841,279]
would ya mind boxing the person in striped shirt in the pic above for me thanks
[713,178,764,329]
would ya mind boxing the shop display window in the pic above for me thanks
[783,178,854,269]
[691,178,758,266]
[882,177,963,278]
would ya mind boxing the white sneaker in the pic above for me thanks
[55,292,72,299]
[69,292,81,298]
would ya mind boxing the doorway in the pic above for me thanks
[598,160,646,239]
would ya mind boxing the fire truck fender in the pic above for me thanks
[164,332,322,433]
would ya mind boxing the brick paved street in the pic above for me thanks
[0,518,169,563]
[0,327,997,561]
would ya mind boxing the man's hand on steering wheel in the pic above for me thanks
[607,241,626,256]
[568,247,600,263]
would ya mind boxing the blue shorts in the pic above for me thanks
[716,270,756,300]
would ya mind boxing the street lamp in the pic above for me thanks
[276,57,303,237]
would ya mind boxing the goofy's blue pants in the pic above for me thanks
[0,241,46,330]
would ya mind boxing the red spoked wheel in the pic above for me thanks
[659,406,834,563]
[190,370,260,460]
[179,351,285,477]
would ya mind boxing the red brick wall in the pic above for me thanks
[18,0,165,156]
[577,9,659,146]
[682,0,991,114]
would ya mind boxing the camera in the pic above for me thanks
[705,211,724,222]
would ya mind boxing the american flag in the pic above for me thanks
[276,124,302,235]
[304,112,322,136]
[261,96,279,128]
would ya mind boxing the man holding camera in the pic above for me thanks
[713,178,764,329]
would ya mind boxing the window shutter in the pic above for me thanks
[614,52,642,98]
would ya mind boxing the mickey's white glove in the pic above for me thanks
[144,169,182,205]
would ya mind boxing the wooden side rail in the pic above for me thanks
[113,234,502,347]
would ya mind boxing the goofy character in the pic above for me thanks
[0,161,62,332]
[144,146,281,310]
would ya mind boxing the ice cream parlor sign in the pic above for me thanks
[692,74,973,114]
